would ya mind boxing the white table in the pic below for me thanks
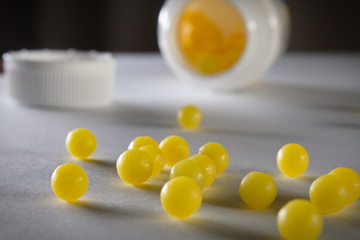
[1,53,359,240]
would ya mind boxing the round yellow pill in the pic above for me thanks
[277,199,323,240]
[65,128,97,159]
[276,143,309,177]
[239,171,277,209]
[161,176,202,219]
[198,142,229,175]
[51,163,89,202]
[170,159,207,189]
[128,136,158,149]
[159,135,190,167]
[177,105,202,130]
[309,174,349,214]
[188,154,216,187]
[328,167,360,204]
[140,145,165,177]
[116,149,153,185]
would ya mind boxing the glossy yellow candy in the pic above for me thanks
[177,0,247,75]
[170,159,207,189]
[177,105,202,130]
[65,128,97,159]
[140,145,165,177]
[277,199,323,240]
[128,136,158,149]
[159,135,190,167]
[309,175,349,214]
[239,171,277,209]
[276,143,309,177]
[116,149,153,185]
[161,176,202,218]
[198,142,229,175]
[188,154,216,187]
[328,167,360,204]
[51,163,89,202]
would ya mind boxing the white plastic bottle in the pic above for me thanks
[158,0,290,91]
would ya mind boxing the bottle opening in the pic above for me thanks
[176,0,247,75]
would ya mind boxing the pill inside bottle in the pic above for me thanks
[158,0,290,90]
[177,0,247,75]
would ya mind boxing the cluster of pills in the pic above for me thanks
[310,167,360,214]
[274,143,322,239]
[116,135,229,219]
[50,104,202,202]
[163,142,229,218]
[237,143,309,211]
[274,144,360,240]
[276,166,360,240]
[51,128,96,202]
[49,106,359,240]
[117,136,163,185]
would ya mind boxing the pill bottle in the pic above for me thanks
[158,0,290,91]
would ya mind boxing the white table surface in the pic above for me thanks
[1,53,359,240]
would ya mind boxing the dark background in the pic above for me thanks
[1,0,360,55]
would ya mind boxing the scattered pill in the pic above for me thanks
[189,154,217,187]
[128,136,158,149]
[65,128,97,159]
[161,176,202,219]
[199,142,229,175]
[328,167,360,204]
[116,149,153,185]
[159,135,190,167]
[277,199,323,240]
[239,171,277,209]
[309,174,349,214]
[51,163,89,202]
[140,145,165,177]
[177,105,202,130]
[170,159,207,189]
[276,143,309,177]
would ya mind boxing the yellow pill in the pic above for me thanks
[328,167,360,204]
[309,175,349,214]
[140,145,165,177]
[128,136,158,149]
[161,176,202,219]
[116,149,153,185]
[65,128,97,159]
[239,171,277,209]
[276,143,309,177]
[159,135,190,167]
[198,142,229,175]
[277,199,323,240]
[177,105,202,130]
[170,159,207,189]
[188,154,216,187]
[51,163,89,202]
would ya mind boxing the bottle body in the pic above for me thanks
[158,0,290,91]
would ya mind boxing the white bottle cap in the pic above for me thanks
[3,49,116,108]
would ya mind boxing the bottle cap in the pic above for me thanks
[3,49,116,108]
